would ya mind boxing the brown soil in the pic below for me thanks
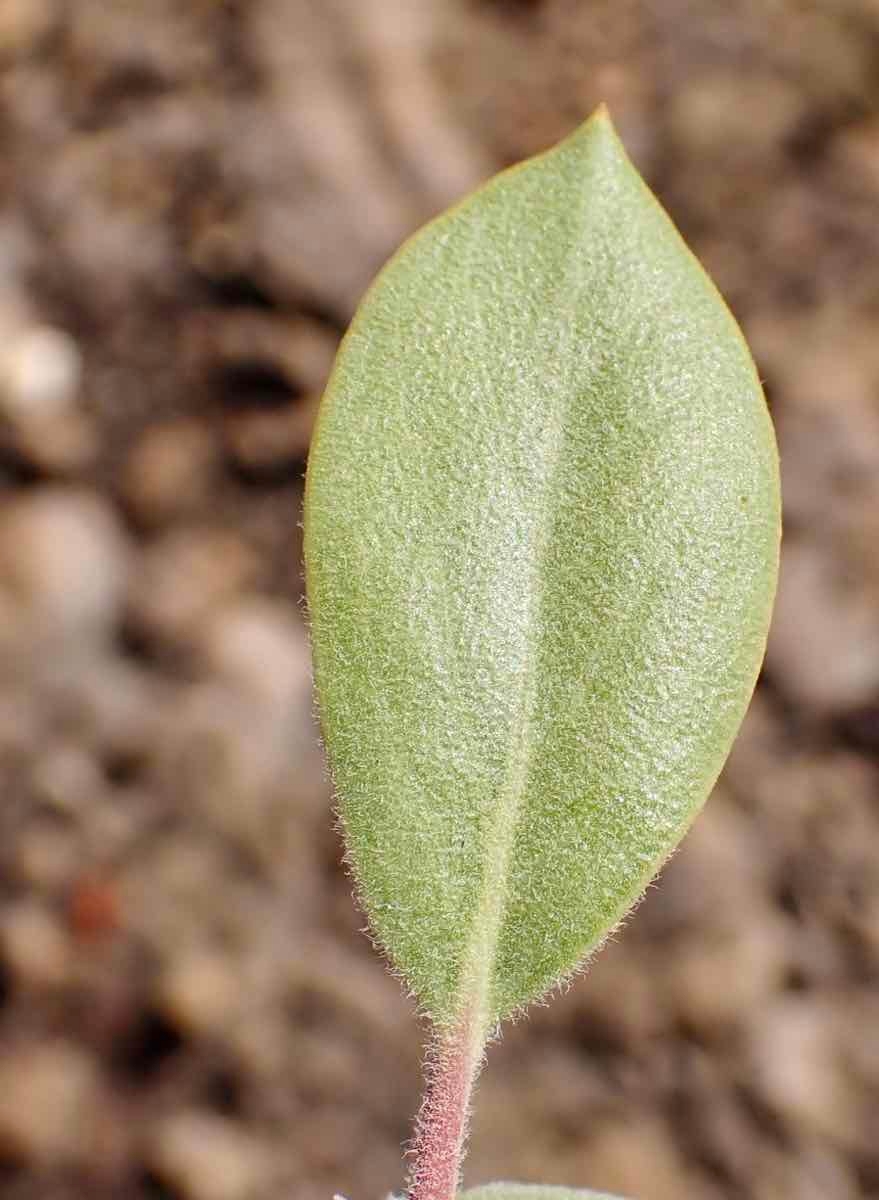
[1,3,878,1199]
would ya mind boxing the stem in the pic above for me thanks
[407,1014,483,1200]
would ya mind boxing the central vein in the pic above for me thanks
[459,309,578,1043]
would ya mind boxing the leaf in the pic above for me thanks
[461,1186,625,1200]
[304,108,780,1033]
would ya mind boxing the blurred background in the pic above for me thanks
[0,2,878,1199]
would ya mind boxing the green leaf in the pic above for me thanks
[304,109,780,1032]
[461,1186,625,1200]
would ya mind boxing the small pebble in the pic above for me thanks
[668,918,788,1035]
[67,875,121,943]
[0,0,57,58]
[575,1117,696,1200]
[128,527,259,647]
[0,325,81,423]
[14,822,80,890]
[0,488,130,657]
[832,116,879,195]
[0,1042,101,1164]
[148,1112,275,1200]
[122,419,218,526]
[767,539,879,712]
[198,596,310,709]
[0,901,71,990]
[750,998,861,1149]
[157,948,243,1037]
[30,742,104,814]
[5,409,99,476]
[668,73,805,157]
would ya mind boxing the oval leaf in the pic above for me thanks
[304,109,780,1031]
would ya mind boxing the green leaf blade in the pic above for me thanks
[304,110,780,1030]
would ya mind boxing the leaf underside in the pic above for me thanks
[304,109,780,1030]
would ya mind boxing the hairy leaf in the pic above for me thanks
[304,109,780,1032]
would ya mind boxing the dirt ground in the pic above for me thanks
[1,2,878,1199]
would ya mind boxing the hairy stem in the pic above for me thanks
[407,1015,484,1200]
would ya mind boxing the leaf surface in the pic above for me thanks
[304,109,780,1030]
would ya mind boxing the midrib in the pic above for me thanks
[450,155,594,1045]
[458,313,576,1045]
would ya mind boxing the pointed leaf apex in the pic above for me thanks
[565,104,627,164]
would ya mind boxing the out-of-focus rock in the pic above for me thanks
[0,901,71,990]
[138,590,320,857]
[148,1112,276,1200]
[66,874,121,943]
[0,1042,101,1164]
[8,410,99,476]
[121,835,280,954]
[30,742,104,814]
[769,323,879,534]
[47,654,165,763]
[0,489,130,658]
[755,311,879,708]
[767,538,879,712]
[668,73,805,158]
[0,325,81,423]
[840,994,879,1095]
[0,684,44,757]
[832,116,879,196]
[290,1029,363,1106]
[13,821,80,891]
[667,916,789,1035]
[83,793,147,862]
[581,1117,705,1200]
[127,526,259,648]
[755,1144,860,1200]
[67,0,216,87]
[121,420,219,526]
[750,998,862,1150]
[152,682,292,850]
[157,947,243,1037]
[197,596,310,709]
[0,0,57,57]
[0,322,95,474]
[228,1014,293,1083]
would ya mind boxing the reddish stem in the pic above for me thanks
[407,1017,481,1200]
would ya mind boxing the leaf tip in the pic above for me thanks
[567,103,628,164]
